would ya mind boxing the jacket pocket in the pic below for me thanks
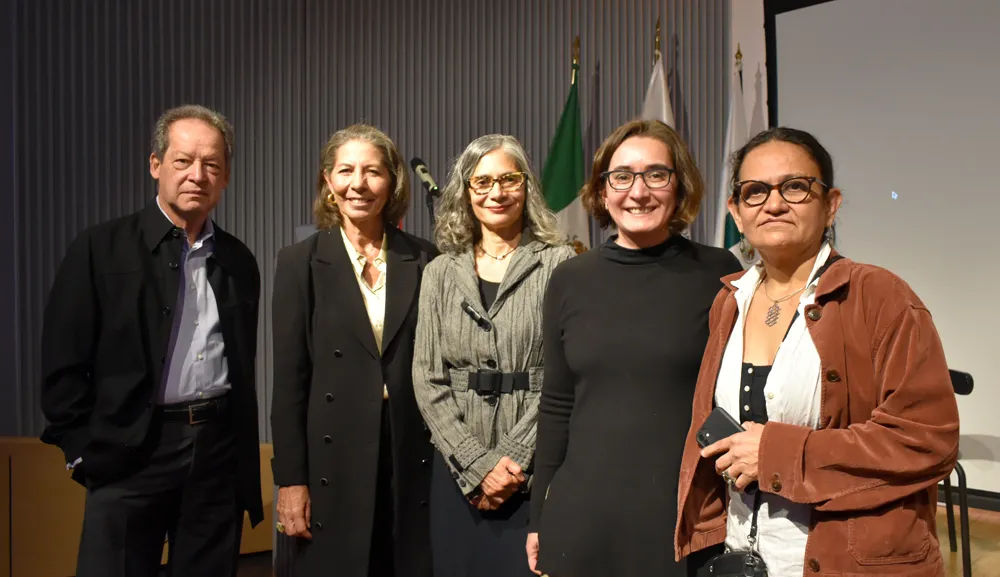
[847,501,930,566]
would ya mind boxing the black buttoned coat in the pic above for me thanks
[270,226,437,577]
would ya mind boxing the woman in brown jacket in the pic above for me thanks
[675,127,959,576]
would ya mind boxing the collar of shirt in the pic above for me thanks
[732,241,833,303]
[155,196,215,251]
[339,226,387,291]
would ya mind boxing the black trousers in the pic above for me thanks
[75,411,243,577]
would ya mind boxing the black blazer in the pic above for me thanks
[39,200,264,525]
[270,226,437,577]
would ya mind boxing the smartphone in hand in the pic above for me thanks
[696,407,744,449]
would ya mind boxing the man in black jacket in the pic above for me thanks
[40,104,263,577]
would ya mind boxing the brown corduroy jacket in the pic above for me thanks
[674,256,959,576]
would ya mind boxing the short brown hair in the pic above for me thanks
[581,119,703,234]
[151,105,234,167]
[313,124,410,230]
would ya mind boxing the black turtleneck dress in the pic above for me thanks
[530,235,741,577]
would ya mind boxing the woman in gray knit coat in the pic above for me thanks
[412,134,576,577]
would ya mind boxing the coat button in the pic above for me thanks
[325,393,333,402]
[323,435,332,444]
[806,308,822,321]
[486,396,498,406]
[162,306,171,315]
[420,500,428,507]
[422,422,429,432]
[168,261,179,269]
[770,474,783,492]
[421,458,429,466]
[452,471,459,480]
[826,370,841,382]
[334,349,343,358]
[320,477,329,486]
[485,359,497,369]
[315,522,323,531]
[160,356,166,363]
[171,228,183,238]
[807,558,820,572]
[459,480,467,488]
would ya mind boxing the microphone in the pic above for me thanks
[460,300,492,331]
[410,157,441,197]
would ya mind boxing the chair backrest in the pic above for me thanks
[949,369,974,396]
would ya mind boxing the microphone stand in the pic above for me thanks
[424,187,437,230]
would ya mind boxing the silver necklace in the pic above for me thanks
[477,243,516,261]
[761,279,807,327]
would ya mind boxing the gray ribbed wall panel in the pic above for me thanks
[14,0,729,440]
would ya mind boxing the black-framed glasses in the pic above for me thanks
[600,168,675,191]
[467,171,527,195]
[733,176,827,206]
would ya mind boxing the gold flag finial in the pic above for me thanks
[654,18,662,64]
[736,43,743,64]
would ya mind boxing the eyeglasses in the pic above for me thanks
[600,168,675,191]
[467,172,527,195]
[733,176,827,207]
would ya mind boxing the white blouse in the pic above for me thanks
[713,242,832,577]
[340,227,389,399]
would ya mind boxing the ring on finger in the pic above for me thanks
[722,470,734,485]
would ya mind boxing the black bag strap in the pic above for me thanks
[747,489,763,549]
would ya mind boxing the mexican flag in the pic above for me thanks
[542,62,590,252]
[716,64,753,268]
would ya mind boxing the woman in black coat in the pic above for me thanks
[270,123,437,577]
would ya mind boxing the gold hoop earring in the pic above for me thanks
[326,191,336,206]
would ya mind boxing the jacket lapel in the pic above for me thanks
[381,227,418,354]
[311,230,381,360]
[449,230,545,318]
[451,251,487,315]
[491,241,542,316]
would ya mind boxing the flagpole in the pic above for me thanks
[736,43,744,91]
[571,36,580,85]
[654,17,661,65]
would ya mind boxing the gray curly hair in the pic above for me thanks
[434,134,565,254]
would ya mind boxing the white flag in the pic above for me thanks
[641,55,675,128]
[716,65,753,268]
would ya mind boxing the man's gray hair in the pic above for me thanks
[151,105,235,166]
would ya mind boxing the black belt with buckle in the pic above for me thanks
[466,370,531,396]
[159,394,230,425]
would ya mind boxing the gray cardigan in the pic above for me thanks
[412,236,575,494]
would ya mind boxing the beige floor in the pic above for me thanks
[938,505,1000,577]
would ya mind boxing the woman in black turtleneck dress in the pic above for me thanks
[526,120,741,577]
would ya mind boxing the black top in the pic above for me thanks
[531,235,742,577]
[740,363,771,424]
[478,277,500,310]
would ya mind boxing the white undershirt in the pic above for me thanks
[714,242,831,577]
